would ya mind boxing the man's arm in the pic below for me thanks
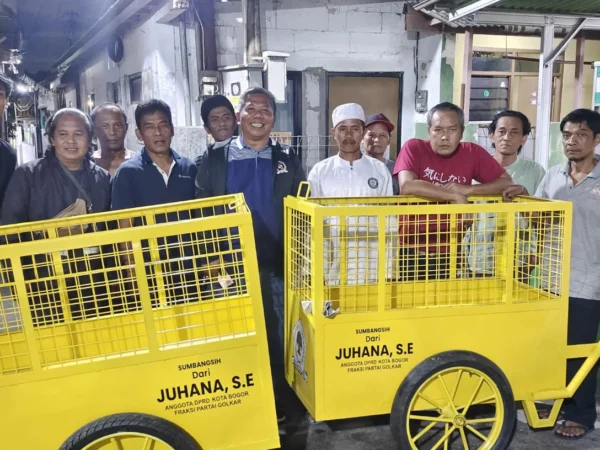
[446,172,514,196]
[291,153,307,197]
[0,167,30,225]
[110,168,137,271]
[399,170,468,203]
[380,168,393,196]
[195,152,213,199]
[534,172,549,199]
[307,165,322,197]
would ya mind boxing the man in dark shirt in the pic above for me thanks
[111,99,198,305]
[0,78,16,217]
[196,87,306,424]
[199,95,237,153]
[1,108,112,324]
[112,99,197,212]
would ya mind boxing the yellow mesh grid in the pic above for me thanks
[0,195,258,374]
[285,195,572,314]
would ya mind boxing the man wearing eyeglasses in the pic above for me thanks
[394,102,513,280]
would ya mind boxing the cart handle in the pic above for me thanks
[228,198,246,211]
[297,181,311,199]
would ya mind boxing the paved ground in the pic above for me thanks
[282,403,600,450]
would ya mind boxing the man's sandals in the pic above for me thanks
[554,421,593,440]
[537,409,593,440]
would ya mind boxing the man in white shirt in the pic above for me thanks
[308,103,392,197]
[308,103,393,285]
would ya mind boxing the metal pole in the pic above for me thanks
[544,18,586,67]
[34,90,43,158]
[193,0,218,71]
[243,0,261,64]
[179,16,192,126]
[462,30,473,122]
[574,35,585,109]
[535,22,555,170]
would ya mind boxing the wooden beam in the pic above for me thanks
[574,35,585,109]
[404,5,437,32]
[462,30,473,121]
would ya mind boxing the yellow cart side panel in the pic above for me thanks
[285,308,316,417]
[0,344,279,450]
[317,309,566,421]
[0,195,279,449]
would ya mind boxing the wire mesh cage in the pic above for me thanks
[0,194,261,375]
[285,195,572,315]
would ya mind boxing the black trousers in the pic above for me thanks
[26,250,111,326]
[399,249,450,281]
[563,297,600,429]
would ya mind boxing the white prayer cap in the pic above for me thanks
[332,103,365,128]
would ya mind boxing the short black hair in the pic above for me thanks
[488,110,531,136]
[427,102,465,130]
[91,103,129,126]
[560,109,600,136]
[238,87,277,117]
[134,99,173,129]
[201,95,235,125]
[0,78,11,97]
[45,108,94,142]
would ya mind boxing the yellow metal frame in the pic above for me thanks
[0,195,279,450]
[284,194,598,432]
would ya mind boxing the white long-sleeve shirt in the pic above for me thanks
[307,154,393,197]
[307,154,395,286]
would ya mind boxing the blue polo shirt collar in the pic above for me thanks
[140,147,181,163]
[237,135,273,152]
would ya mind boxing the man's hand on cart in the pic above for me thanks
[199,259,224,280]
[502,185,529,202]
[442,182,471,205]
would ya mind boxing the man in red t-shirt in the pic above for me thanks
[393,102,513,280]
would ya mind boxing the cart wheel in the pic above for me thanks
[59,413,201,450]
[390,351,516,450]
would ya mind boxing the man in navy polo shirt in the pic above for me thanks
[112,99,197,211]
[196,87,305,424]
[112,99,198,304]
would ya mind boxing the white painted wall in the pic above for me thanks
[215,0,443,145]
[76,2,204,155]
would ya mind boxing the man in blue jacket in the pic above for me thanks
[196,87,305,423]
[112,99,198,306]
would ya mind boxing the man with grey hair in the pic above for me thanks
[394,102,512,280]
[91,103,135,176]
[196,86,305,424]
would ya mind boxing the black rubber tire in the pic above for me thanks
[60,412,201,450]
[390,351,516,450]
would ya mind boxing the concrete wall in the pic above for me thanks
[75,2,206,159]
[215,0,444,160]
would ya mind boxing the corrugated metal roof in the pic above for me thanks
[498,0,600,15]
[447,0,600,16]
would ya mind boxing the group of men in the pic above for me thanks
[1,74,600,438]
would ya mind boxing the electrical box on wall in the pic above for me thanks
[220,64,264,110]
[262,51,289,103]
[416,90,428,113]
[199,71,220,98]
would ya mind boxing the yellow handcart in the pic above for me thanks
[0,195,278,449]
[284,192,598,449]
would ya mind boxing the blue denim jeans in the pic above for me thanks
[260,268,284,367]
